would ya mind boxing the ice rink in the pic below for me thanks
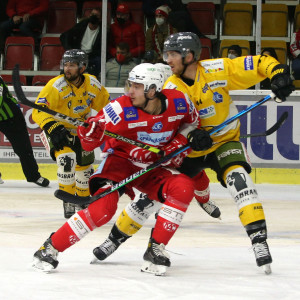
[0,180,299,300]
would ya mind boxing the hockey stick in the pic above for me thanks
[12,64,162,154]
[240,111,288,138]
[54,93,276,205]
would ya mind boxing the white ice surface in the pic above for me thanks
[0,181,300,300]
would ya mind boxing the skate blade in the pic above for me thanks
[141,260,167,276]
[32,257,55,273]
[90,256,102,264]
[262,263,272,275]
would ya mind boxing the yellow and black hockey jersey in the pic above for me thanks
[163,55,279,157]
[32,74,110,134]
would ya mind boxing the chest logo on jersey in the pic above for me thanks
[244,56,254,70]
[174,98,187,113]
[199,105,216,119]
[201,59,224,73]
[104,103,121,125]
[152,122,163,132]
[128,121,147,129]
[37,97,49,105]
[124,107,138,121]
[208,80,227,90]
[73,105,87,113]
[137,131,173,146]
[213,92,223,103]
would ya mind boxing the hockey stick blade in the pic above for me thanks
[12,64,161,154]
[241,111,288,138]
[55,93,276,205]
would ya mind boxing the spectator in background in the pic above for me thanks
[60,8,103,77]
[260,48,279,89]
[142,0,165,28]
[104,42,137,87]
[143,50,159,63]
[145,5,177,63]
[108,3,145,60]
[290,29,300,80]
[227,45,242,59]
[0,76,49,187]
[0,0,48,46]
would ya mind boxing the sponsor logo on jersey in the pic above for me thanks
[201,59,224,73]
[63,92,75,99]
[37,97,49,105]
[152,122,163,132]
[53,77,67,90]
[128,121,147,128]
[244,56,254,70]
[88,92,96,99]
[174,98,187,113]
[73,105,87,113]
[104,103,121,125]
[90,76,101,89]
[202,83,209,93]
[168,116,177,122]
[199,105,216,118]
[217,149,243,160]
[124,107,138,121]
[137,131,173,146]
[164,82,177,89]
[208,80,227,89]
[213,92,223,103]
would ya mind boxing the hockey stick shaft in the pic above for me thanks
[12,65,161,154]
[240,111,288,138]
[55,93,276,205]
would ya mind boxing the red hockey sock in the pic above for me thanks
[193,170,210,204]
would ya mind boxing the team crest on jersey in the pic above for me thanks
[124,107,138,121]
[152,122,163,132]
[199,105,216,119]
[244,56,254,70]
[213,92,223,103]
[37,97,49,105]
[73,104,87,113]
[174,98,187,113]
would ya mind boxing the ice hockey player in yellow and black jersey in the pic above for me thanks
[32,49,110,218]
[91,33,295,275]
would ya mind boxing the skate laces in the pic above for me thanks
[152,242,170,259]
[99,238,118,255]
[252,241,270,259]
[200,200,217,214]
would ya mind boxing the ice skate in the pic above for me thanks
[250,230,272,275]
[63,202,76,219]
[32,235,59,273]
[141,238,170,276]
[198,199,221,219]
[91,236,121,264]
[34,176,50,187]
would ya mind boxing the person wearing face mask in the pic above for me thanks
[103,42,137,87]
[60,8,103,77]
[145,5,178,63]
[108,3,145,60]
[227,45,242,59]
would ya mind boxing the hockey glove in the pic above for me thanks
[43,121,72,151]
[161,134,191,168]
[77,115,106,151]
[187,129,213,151]
[270,64,295,103]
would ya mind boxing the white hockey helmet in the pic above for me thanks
[155,63,172,82]
[127,63,164,93]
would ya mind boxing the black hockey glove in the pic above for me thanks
[187,129,213,151]
[43,121,72,151]
[270,64,295,102]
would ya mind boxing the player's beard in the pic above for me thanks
[64,71,80,83]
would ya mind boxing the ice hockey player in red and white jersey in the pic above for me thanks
[32,63,213,275]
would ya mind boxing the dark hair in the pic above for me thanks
[228,45,242,57]
[116,42,130,52]
[261,47,278,60]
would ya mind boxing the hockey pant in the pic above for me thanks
[51,173,195,252]
[224,165,267,235]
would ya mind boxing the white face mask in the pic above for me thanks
[155,17,165,26]
[228,54,237,59]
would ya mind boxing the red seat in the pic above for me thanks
[187,2,215,36]
[82,1,111,25]
[46,1,77,33]
[39,37,65,71]
[32,75,55,86]
[200,38,212,60]
[1,74,27,86]
[4,36,35,70]
[125,1,144,29]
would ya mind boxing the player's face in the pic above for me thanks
[63,62,81,82]
[164,51,184,75]
[127,81,146,108]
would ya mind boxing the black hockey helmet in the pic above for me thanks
[60,49,88,69]
[163,32,202,62]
